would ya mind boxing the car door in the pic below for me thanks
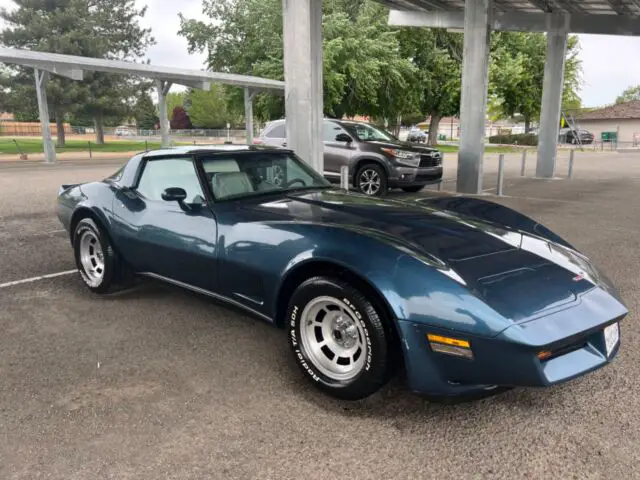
[323,120,354,176]
[111,155,219,292]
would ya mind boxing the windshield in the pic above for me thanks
[200,151,331,201]
[342,123,397,142]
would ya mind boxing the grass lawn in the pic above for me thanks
[1,137,529,156]
[437,144,531,154]
[0,138,166,154]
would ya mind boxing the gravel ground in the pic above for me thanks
[1,152,639,479]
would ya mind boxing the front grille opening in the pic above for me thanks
[543,341,588,361]
[419,155,441,168]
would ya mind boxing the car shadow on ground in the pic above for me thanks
[92,276,579,422]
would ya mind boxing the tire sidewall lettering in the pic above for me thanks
[288,288,376,384]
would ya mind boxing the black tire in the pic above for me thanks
[73,217,132,294]
[286,276,393,400]
[401,185,425,193]
[355,163,388,197]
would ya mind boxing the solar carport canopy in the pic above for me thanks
[381,0,640,35]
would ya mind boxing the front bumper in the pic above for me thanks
[397,287,627,396]
[389,165,443,187]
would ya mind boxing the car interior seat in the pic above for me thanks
[211,171,255,199]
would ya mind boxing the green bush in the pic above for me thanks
[488,133,538,146]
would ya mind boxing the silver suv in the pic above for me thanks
[256,118,443,196]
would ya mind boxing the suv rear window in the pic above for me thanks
[265,124,286,138]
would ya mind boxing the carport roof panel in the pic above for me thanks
[377,0,640,15]
[0,48,285,93]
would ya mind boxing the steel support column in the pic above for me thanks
[282,0,324,172]
[457,0,492,194]
[536,15,568,178]
[34,69,56,163]
[156,79,173,148]
[244,87,257,145]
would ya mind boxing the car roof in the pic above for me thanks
[143,144,287,158]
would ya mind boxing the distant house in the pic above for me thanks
[576,100,640,144]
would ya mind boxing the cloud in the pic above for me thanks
[135,0,207,71]
[576,34,640,107]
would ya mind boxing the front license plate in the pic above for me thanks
[604,322,620,357]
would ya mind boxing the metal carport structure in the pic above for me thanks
[283,0,640,194]
[0,47,285,163]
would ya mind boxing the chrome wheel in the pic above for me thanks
[299,296,368,381]
[359,168,381,196]
[79,230,104,287]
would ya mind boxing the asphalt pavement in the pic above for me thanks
[1,152,639,479]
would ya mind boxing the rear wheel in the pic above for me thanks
[287,276,393,400]
[356,163,387,197]
[73,217,132,294]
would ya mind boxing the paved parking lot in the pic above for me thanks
[1,151,639,479]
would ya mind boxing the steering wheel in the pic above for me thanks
[284,178,306,188]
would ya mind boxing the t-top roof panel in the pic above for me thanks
[377,0,640,15]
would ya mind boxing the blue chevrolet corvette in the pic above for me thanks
[57,145,627,400]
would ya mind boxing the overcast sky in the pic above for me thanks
[1,0,639,107]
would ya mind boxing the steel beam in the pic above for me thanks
[283,0,324,172]
[388,9,640,35]
[25,64,84,81]
[456,0,492,194]
[606,0,633,14]
[244,87,257,145]
[34,69,56,163]
[536,14,568,178]
[156,80,173,148]
[0,48,285,94]
[527,0,552,12]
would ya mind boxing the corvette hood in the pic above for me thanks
[248,189,610,322]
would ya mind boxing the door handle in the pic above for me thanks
[282,141,287,147]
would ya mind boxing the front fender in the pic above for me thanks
[273,223,510,339]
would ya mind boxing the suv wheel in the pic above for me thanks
[356,164,387,197]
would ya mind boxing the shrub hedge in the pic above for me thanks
[488,133,538,146]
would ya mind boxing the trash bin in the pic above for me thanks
[438,134,446,141]
[601,131,617,143]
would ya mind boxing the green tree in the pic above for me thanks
[134,93,159,130]
[179,0,417,123]
[616,85,640,104]
[186,85,233,128]
[397,28,462,145]
[0,0,154,145]
[489,32,582,132]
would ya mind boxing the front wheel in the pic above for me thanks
[286,276,393,400]
[356,164,387,197]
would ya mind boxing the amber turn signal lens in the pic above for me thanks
[537,350,553,360]
[427,334,470,349]
[427,334,473,359]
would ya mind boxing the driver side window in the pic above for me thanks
[323,121,347,142]
[137,157,204,203]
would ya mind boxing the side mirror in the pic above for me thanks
[335,133,352,143]
[161,187,187,203]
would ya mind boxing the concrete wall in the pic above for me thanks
[578,119,640,143]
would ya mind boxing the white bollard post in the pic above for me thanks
[521,149,527,176]
[497,154,505,196]
[568,149,575,179]
[340,165,349,191]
